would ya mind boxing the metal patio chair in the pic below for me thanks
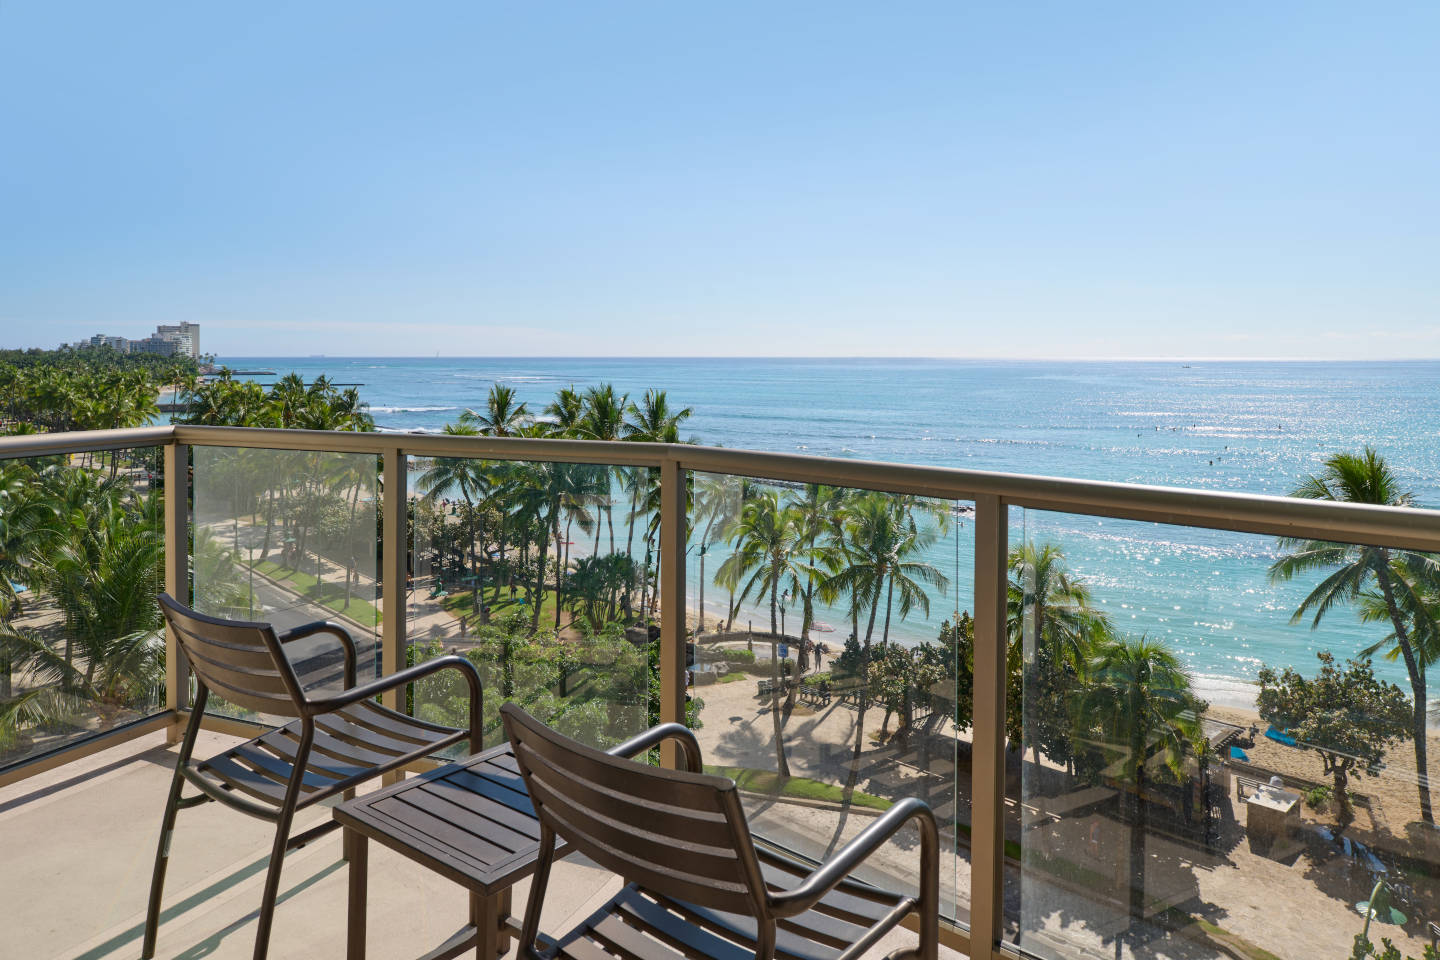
[502,703,940,960]
[144,593,483,960]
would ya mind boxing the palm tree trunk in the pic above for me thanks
[1378,565,1434,824]
[344,480,361,610]
[467,501,480,622]
[532,508,553,634]
[862,579,881,645]
[624,480,639,560]
[1130,763,1147,924]
[880,574,896,644]
[557,516,573,631]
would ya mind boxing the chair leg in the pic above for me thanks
[253,723,314,960]
[251,803,298,960]
[143,693,208,960]
[141,763,189,959]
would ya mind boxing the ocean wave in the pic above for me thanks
[374,425,448,434]
[367,405,459,413]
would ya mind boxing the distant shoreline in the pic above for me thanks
[216,355,1440,364]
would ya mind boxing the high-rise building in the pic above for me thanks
[130,334,179,356]
[84,334,131,352]
[59,322,200,358]
[154,322,200,359]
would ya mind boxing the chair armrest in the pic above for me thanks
[278,620,358,689]
[305,655,483,751]
[765,797,939,921]
[606,722,704,773]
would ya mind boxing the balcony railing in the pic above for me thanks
[7,423,1440,960]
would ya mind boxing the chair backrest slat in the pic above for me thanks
[503,704,763,917]
[159,593,301,717]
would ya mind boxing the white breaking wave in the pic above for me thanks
[367,405,459,413]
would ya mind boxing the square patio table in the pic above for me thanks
[333,742,567,960]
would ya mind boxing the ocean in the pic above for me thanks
[216,357,1440,707]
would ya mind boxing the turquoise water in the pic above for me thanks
[218,357,1440,703]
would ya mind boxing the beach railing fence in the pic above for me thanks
[7,423,1440,960]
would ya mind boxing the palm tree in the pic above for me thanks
[717,491,803,776]
[1008,542,1111,665]
[544,387,585,437]
[1007,542,1111,770]
[0,464,60,698]
[418,456,493,620]
[576,384,628,555]
[826,495,949,650]
[822,493,949,811]
[1269,448,1440,824]
[623,388,693,445]
[550,463,605,631]
[269,372,310,428]
[460,385,530,437]
[1080,635,1201,926]
[29,491,165,703]
[693,472,746,633]
[787,484,848,672]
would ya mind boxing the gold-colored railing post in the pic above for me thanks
[969,493,1008,958]
[658,458,688,769]
[380,445,406,711]
[163,440,190,742]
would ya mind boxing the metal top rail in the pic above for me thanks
[3,423,1440,552]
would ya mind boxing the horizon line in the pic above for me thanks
[206,354,1440,363]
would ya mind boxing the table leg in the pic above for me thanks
[496,888,513,955]
[470,891,504,959]
[345,829,368,960]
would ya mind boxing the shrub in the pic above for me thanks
[1304,784,1332,812]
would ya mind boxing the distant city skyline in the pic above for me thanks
[1,4,1436,359]
[59,322,202,360]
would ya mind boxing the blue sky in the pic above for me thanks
[1,3,1435,358]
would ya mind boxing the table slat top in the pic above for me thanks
[334,744,561,895]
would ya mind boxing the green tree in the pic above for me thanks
[1269,448,1440,824]
[717,490,802,776]
[867,640,948,745]
[1257,651,1411,831]
[1079,636,1201,925]
[1008,542,1110,770]
[0,462,60,698]
[1008,542,1111,666]
[459,384,530,437]
[823,493,949,809]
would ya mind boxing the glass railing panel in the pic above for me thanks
[688,471,973,926]
[406,456,656,750]
[1009,508,1440,960]
[191,445,380,720]
[0,445,167,767]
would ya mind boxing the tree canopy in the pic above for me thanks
[1257,650,1411,829]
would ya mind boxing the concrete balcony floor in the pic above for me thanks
[6,729,953,960]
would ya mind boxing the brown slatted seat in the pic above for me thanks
[502,704,939,960]
[143,593,484,960]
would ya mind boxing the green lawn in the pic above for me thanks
[253,559,380,627]
[441,585,561,626]
[704,765,893,812]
